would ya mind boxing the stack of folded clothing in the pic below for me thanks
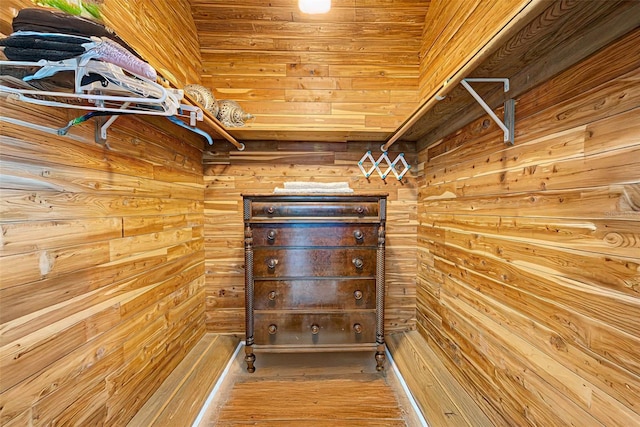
[273,182,354,193]
[0,8,156,80]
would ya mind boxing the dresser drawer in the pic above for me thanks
[253,248,377,278]
[254,279,376,310]
[251,223,378,247]
[250,201,380,220]
[254,312,376,346]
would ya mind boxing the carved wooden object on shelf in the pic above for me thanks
[242,193,387,372]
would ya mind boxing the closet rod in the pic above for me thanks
[182,91,245,151]
[381,0,547,152]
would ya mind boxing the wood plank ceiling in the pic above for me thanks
[188,1,639,148]
[189,0,430,143]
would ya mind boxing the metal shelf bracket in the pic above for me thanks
[460,78,515,145]
[96,103,203,142]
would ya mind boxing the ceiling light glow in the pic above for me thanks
[298,0,331,14]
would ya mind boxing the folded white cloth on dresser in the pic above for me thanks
[273,181,354,193]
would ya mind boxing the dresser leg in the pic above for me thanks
[375,346,386,371]
[245,348,256,373]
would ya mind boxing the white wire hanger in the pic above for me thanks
[0,55,209,143]
[0,58,183,116]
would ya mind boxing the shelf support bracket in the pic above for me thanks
[98,108,126,142]
[460,78,515,145]
[95,103,203,143]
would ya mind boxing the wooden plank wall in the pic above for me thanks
[0,100,207,424]
[418,0,529,103]
[203,142,419,334]
[0,0,29,36]
[416,28,640,426]
[191,0,428,141]
[101,0,203,87]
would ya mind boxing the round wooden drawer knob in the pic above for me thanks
[267,258,278,269]
[352,258,364,269]
[353,290,363,300]
[353,323,363,334]
[353,230,364,241]
[267,229,277,241]
[268,291,277,301]
[266,206,276,215]
[268,324,277,334]
[310,324,320,335]
[356,206,365,215]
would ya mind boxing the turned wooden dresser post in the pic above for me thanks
[243,198,256,372]
[375,199,387,371]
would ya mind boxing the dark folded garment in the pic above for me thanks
[12,8,136,56]
[2,46,80,61]
[0,34,88,53]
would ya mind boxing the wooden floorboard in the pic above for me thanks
[197,349,424,426]
[386,331,497,426]
[128,333,240,427]
[129,332,493,426]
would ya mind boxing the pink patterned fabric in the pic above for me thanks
[85,37,157,80]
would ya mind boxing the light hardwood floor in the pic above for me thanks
[196,347,425,426]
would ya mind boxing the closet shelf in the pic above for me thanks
[0,57,244,150]
[181,91,245,151]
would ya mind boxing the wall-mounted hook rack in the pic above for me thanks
[460,78,515,145]
[358,150,411,181]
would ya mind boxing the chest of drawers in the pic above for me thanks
[242,193,387,372]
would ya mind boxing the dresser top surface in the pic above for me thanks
[242,193,388,200]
